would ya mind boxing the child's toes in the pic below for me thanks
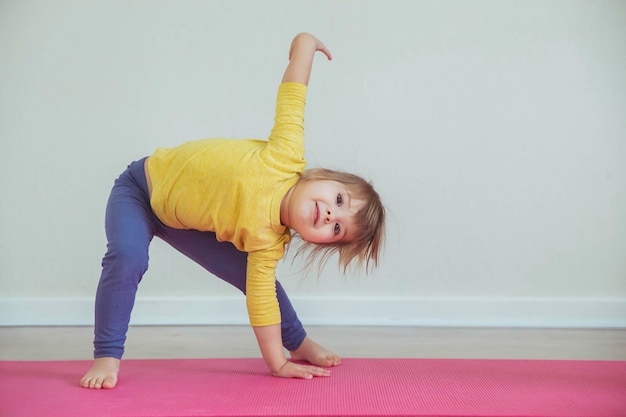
[318,355,340,367]
[318,357,334,367]
[102,376,117,389]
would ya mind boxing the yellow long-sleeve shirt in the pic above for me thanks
[146,82,307,326]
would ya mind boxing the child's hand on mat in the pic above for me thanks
[273,360,331,379]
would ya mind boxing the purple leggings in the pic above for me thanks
[94,158,306,359]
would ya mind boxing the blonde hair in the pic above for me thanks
[294,168,385,274]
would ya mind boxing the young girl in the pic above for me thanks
[81,33,385,389]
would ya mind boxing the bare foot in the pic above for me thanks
[80,357,120,389]
[290,337,341,367]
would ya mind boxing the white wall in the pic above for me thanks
[1,0,625,327]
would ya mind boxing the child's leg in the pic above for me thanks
[94,159,155,358]
[82,159,155,389]
[158,228,307,351]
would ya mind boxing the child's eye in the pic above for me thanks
[336,193,343,206]
[334,223,341,235]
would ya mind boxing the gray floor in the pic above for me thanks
[1,325,625,361]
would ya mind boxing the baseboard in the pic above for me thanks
[1,296,625,327]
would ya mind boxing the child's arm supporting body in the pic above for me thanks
[253,33,332,379]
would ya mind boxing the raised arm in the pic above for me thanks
[251,34,333,379]
[281,33,332,85]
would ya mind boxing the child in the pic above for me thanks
[81,33,385,389]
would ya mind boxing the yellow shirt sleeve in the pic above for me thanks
[246,248,283,327]
[245,82,307,327]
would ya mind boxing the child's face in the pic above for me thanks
[285,180,363,244]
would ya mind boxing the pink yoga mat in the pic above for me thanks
[1,358,624,417]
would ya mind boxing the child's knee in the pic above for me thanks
[101,245,149,280]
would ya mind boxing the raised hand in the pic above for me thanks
[288,32,332,61]
[282,32,332,85]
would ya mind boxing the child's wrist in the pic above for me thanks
[269,359,290,375]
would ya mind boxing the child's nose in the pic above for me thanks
[324,208,334,223]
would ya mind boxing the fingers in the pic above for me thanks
[289,33,332,61]
[274,361,332,379]
[294,365,330,380]
[302,364,332,378]
[317,43,333,61]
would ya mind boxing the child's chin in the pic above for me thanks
[300,234,317,243]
